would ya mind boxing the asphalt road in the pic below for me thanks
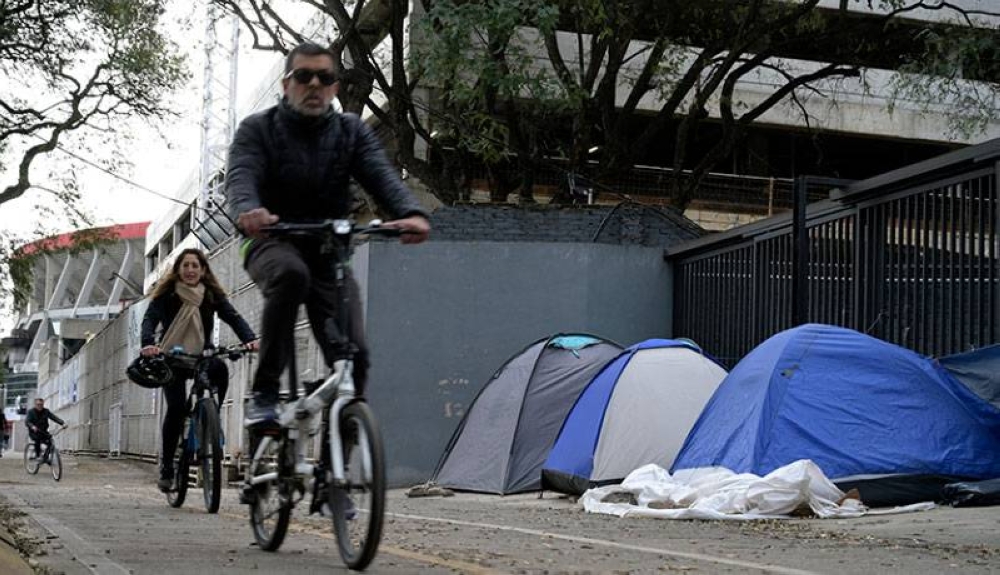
[0,453,997,574]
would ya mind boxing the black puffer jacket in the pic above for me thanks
[140,289,256,349]
[225,99,428,222]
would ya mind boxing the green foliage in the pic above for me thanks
[0,0,186,318]
[224,0,1000,207]
[414,0,564,161]
[892,26,1000,138]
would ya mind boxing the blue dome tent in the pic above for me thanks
[542,340,727,495]
[672,324,1000,506]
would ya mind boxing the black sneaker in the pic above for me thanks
[158,467,174,492]
[244,397,278,427]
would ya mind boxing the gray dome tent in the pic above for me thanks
[431,334,623,494]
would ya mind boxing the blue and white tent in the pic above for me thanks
[672,324,1000,506]
[542,340,728,495]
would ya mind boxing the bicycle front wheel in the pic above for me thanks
[330,402,386,571]
[198,399,223,514]
[50,447,62,481]
[23,444,40,475]
[248,434,291,551]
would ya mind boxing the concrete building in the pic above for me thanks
[142,0,1000,259]
[2,223,148,388]
[0,223,148,451]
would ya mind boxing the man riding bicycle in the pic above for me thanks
[226,41,431,426]
[25,398,65,459]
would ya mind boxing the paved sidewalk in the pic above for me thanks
[0,454,997,574]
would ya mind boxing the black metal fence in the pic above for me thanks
[668,139,1000,367]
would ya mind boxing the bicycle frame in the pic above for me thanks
[185,366,221,448]
[27,427,63,468]
[32,426,65,449]
[247,220,392,491]
[169,350,232,451]
[245,219,396,567]
[248,357,359,489]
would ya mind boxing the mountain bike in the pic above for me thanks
[24,426,66,481]
[163,345,254,513]
[243,219,395,571]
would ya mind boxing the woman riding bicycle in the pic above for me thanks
[140,248,259,491]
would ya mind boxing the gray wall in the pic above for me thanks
[359,241,673,486]
[37,239,674,488]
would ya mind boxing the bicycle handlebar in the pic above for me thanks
[261,219,405,238]
[165,345,255,362]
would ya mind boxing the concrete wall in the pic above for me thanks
[38,239,674,487]
[359,241,673,485]
[35,299,162,459]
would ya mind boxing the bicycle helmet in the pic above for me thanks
[126,355,174,389]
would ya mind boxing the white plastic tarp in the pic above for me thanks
[581,461,935,520]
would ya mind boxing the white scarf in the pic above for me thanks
[159,283,205,360]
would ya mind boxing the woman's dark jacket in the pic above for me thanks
[140,288,256,349]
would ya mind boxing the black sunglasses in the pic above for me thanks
[285,68,338,86]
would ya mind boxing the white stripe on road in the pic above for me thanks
[4,493,131,575]
[388,511,825,575]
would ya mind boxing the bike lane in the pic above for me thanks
[0,454,459,574]
[2,454,997,574]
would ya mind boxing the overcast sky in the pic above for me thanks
[0,2,294,334]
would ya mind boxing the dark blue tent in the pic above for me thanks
[672,324,1000,506]
[939,345,1000,410]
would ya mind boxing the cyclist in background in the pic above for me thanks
[225,41,430,426]
[0,408,8,457]
[25,398,65,460]
[140,248,259,491]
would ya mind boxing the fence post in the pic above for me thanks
[995,161,1000,344]
[792,177,809,326]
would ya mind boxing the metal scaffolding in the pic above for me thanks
[193,2,241,251]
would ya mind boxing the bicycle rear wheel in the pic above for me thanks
[50,447,62,481]
[166,438,190,508]
[248,434,291,551]
[198,399,223,514]
[23,444,40,475]
[330,402,385,571]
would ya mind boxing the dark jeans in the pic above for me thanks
[28,430,50,457]
[245,238,369,402]
[161,358,229,470]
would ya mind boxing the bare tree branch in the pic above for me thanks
[621,38,668,116]
[879,1,1000,26]
[214,0,287,52]
[0,62,106,204]
[259,2,307,45]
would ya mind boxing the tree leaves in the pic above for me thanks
[0,0,187,320]
[0,0,188,207]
